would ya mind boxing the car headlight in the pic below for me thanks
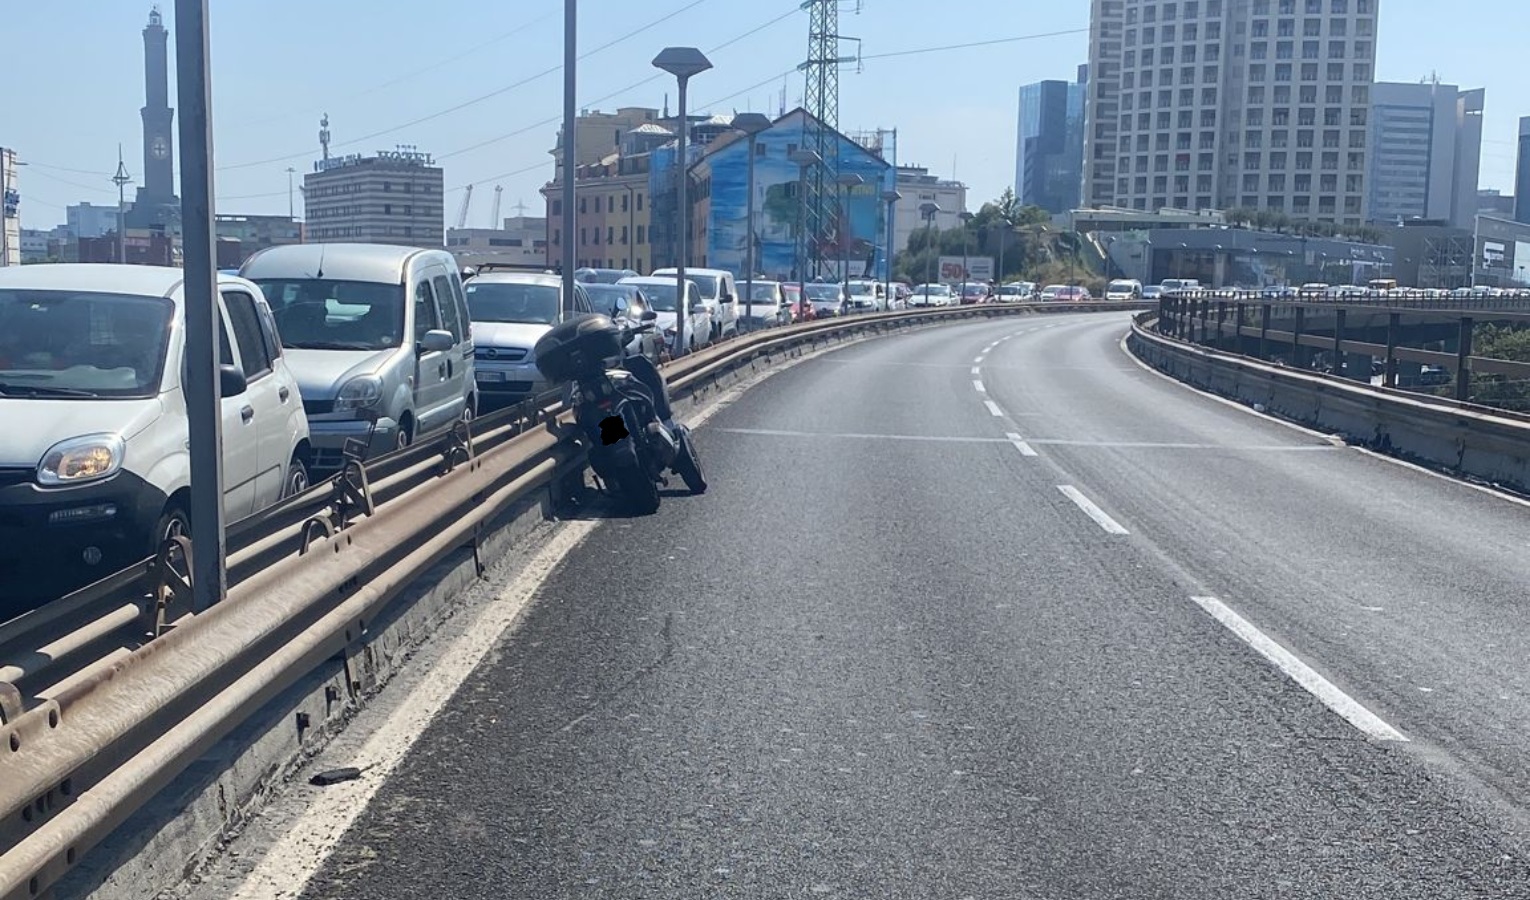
[38,433,126,486]
[335,374,384,411]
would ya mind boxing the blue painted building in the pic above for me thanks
[678,108,893,282]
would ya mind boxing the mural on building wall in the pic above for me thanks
[702,112,891,282]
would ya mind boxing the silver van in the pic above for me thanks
[240,244,475,471]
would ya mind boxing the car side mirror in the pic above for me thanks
[219,364,248,397]
[419,329,454,354]
[641,309,658,321]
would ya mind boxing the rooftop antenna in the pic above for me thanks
[511,198,530,217]
[489,184,503,228]
[319,113,331,161]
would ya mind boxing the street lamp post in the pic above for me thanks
[789,148,822,321]
[919,201,940,299]
[882,188,901,308]
[959,210,975,298]
[837,173,864,313]
[653,47,713,356]
[731,112,772,331]
[561,0,577,317]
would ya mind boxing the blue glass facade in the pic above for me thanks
[1015,78,1085,214]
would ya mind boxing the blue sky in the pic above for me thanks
[7,0,1525,230]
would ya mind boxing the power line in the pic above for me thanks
[436,5,802,165]
[217,0,713,172]
[240,11,560,130]
[861,28,1090,61]
[24,166,119,197]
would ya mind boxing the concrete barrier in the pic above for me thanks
[1128,316,1530,495]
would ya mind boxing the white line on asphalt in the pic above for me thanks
[984,400,1005,417]
[971,366,981,375]
[1026,439,1341,451]
[1189,596,1408,742]
[973,355,985,364]
[719,427,1012,443]
[973,380,987,393]
[220,520,601,900]
[1006,432,1039,457]
[1056,485,1129,534]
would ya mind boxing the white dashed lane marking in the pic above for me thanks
[984,400,1005,417]
[973,380,986,393]
[1006,433,1038,457]
[1057,485,1130,535]
[1190,596,1408,742]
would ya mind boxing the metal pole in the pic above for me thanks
[884,198,894,307]
[842,197,850,313]
[1456,316,1473,402]
[924,215,935,288]
[675,77,690,354]
[0,148,8,267]
[744,136,756,331]
[174,0,226,610]
[1384,312,1399,387]
[561,0,577,319]
[797,164,807,314]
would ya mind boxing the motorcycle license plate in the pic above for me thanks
[598,415,630,445]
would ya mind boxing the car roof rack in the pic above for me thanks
[466,262,562,276]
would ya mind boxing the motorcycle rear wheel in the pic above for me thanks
[614,463,661,515]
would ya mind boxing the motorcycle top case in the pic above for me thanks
[533,313,627,383]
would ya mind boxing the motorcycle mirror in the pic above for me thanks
[641,309,659,321]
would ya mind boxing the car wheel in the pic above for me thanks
[282,457,310,499]
[155,505,192,579]
[396,419,414,450]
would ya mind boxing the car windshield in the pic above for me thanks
[748,283,781,301]
[633,283,685,312]
[463,281,562,324]
[1109,281,1136,291]
[586,270,632,285]
[804,285,842,300]
[682,274,719,298]
[847,283,875,296]
[256,279,406,351]
[584,284,640,313]
[999,286,1022,295]
[0,290,173,398]
[963,284,985,296]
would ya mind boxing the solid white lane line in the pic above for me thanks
[1006,432,1039,457]
[1190,596,1409,742]
[984,400,1005,417]
[1056,485,1129,534]
[719,427,1010,443]
[222,520,601,900]
[1025,439,1342,451]
[973,380,987,393]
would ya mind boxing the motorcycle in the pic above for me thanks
[533,312,707,514]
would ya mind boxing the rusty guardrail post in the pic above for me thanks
[1384,312,1400,388]
[1457,316,1474,402]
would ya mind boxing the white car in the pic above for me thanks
[1105,279,1143,301]
[619,276,713,355]
[845,279,886,312]
[0,264,311,606]
[908,283,954,307]
[741,280,792,329]
[461,271,595,404]
[650,267,738,340]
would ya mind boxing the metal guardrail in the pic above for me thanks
[1156,294,1530,414]
[1162,287,1530,312]
[0,299,1149,899]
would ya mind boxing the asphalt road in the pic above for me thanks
[292,312,1530,899]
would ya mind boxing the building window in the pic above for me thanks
[636,225,646,244]
[579,197,587,214]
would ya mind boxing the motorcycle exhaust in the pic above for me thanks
[646,421,680,467]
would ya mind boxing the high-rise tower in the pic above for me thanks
[128,6,179,229]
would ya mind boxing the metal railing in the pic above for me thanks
[1156,293,1530,415]
[0,300,1150,899]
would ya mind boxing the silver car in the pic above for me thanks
[462,272,594,405]
[241,244,476,471]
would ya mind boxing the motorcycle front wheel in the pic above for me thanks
[673,429,708,495]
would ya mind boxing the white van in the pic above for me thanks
[242,244,476,472]
[650,267,739,340]
[0,265,311,608]
[1105,279,1143,301]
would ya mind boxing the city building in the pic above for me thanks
[213,214,303,266]
[1379,220,1473,289]
[893,166,968,256]
[1083,0,1125,208]
[550,107,663,183]
[1365,82,1483,227]
[688,108,892,281]
[1086,0,1380,226]
[1016,67,1087,214]
[1,147,18,267]
[19,229,49,264]
[447,215,550,268]
[1516,117,1530,225]
[67,202,123,239]
[1479,188,1515,217]
[303,148,444,246]
[125,8,179,232]
[1475,214,1530,286]
[1100,222,1393,287]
